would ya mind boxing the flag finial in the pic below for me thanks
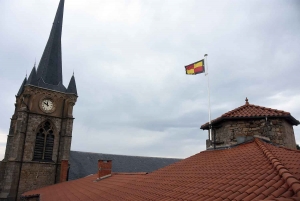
[204,54,208,57]
[245,97,249,105]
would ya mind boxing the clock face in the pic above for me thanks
[40,98,55,113]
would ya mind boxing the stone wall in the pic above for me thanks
[282,120,297,149]
[22,113,61,162]
[211,118,297,149]
[0,85,77,200]
[0,109,28,200]
[0,161,5,193]
[18,163,56,197]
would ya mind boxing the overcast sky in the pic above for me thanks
[0,0,300,160]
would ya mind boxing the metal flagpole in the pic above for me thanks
[204,54,212,141]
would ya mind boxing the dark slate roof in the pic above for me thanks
[36,78,67,92]
[69,150,181,180]
[66,75,77,95]
[17,0,77,96]
[17,77,27,96]
[36,0,64,86]
[26,66,38,85]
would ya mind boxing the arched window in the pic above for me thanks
[33,121,55,161]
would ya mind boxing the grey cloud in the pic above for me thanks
[1,0,300,160]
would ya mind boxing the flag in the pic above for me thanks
[185,59,205,75]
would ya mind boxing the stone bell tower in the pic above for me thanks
[0,0,78,200]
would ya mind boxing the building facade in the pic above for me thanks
[0,0,77,200]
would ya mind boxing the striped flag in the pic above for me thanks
[185,59,205,75]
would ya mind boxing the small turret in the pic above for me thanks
[66,74,77,95]
[17,77,27,96]
[26,65,38,86]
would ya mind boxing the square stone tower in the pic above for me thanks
[0,1,78,200]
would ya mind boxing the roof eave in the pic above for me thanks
[200,115,300,130]
[20,194,40,199]
[66,92,79,97]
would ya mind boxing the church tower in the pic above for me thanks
[0,0,77,200]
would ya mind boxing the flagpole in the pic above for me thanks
[204,54,212,142]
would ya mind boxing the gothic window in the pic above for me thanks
[33,121,55,161]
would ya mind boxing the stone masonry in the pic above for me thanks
[0,85,77,200]
[202,99,299,150]
[210,118,297,149]
[0,1,77,199]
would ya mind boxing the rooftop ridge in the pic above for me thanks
[70,150,182,160]
[112,172,148,175]
[222,103,290,117]
[255,138,300,197]
[201,102,299,129]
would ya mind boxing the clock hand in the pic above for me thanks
[43,101,49,106]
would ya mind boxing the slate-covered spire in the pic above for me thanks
[19,0,74,94]
[37,0,64,86]
[26,65,38,85]
[17,77,27,96]
[66,74,78,95]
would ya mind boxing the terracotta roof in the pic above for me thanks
[201,99,299,129]
[22,139,300,201]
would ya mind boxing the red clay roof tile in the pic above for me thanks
[201,102,299,129]
[281,189,295,198]
[22,139,300,201]
[233,192,249,200]
[243,192,258,201]
[254,193,268,200]
[262,187,278,197]
[271,187,290,198]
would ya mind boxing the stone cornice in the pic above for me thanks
[22,85,77,102]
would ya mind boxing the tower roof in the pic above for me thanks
[17,77,27,96]
[36,0,64,86]
[201,98,300,129]
[17,0,76,95]
[66,74,78,95]
[26,65,38,86]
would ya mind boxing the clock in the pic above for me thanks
[40,98,56,113]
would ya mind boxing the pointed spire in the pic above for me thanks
[27,65,38,86]
[66,74,77,95]
[17,77,27,96]
[36,0,64,86]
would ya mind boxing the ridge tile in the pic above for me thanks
[22,139,300,201]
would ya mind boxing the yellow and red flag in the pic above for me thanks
[185,59,205,75]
